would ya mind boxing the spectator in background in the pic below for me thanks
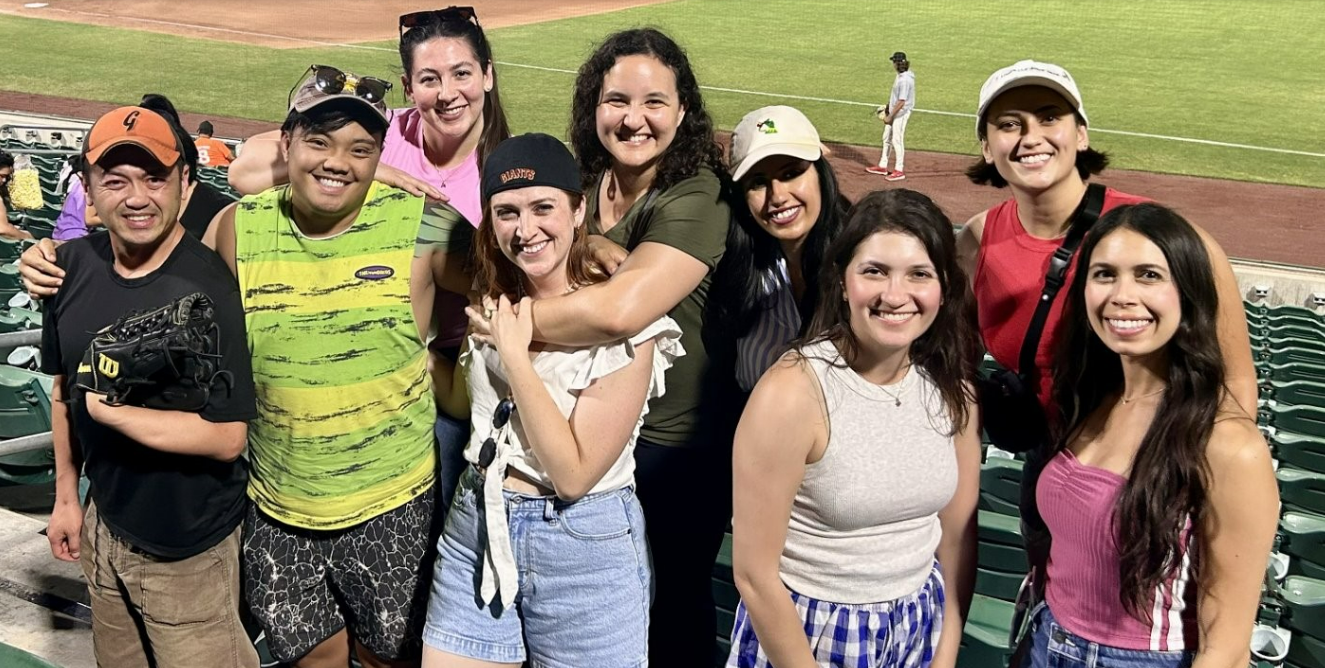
[194,121,234,168]
[0,149,32,240]
[52,155,101,242]
[866,51,914,182]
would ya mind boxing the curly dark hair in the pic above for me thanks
[1051,203,1226,622]
[398,9,512,168]
[569,28,726,192]
[710,157,850,337]
[798,189,980,432]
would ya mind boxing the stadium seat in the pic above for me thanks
[978,510,1028,576]
[0,365,52,440]
[1277,432,1325,476]
[979,457,1023,517]
[713,532,738,654]
[1259,343,1325,368]
[1271,381,1325,412]
[1275,405,1325,441]
[1287,630,1325,668]
[0,643,61,668]
[1282,513,1325,568]
[0,307,42,334]
[1282,576,1325,641]
[959,594,1015,668]
[1281,469,1325,518]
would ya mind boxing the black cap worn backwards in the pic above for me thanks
[890,51,907,62]
[481,133,582,202]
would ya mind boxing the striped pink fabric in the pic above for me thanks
[1038,450,1199,650]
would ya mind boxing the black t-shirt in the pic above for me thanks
[40,231,256,558]
[180,181,235,239]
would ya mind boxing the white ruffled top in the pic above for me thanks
[461,315,684,608]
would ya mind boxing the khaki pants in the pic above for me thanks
[80,501,258,668]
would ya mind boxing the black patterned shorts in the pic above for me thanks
[242,490,436,663]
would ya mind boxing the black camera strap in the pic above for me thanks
[1016,183,1107,382]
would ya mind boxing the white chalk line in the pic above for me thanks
[16,7,1325,159]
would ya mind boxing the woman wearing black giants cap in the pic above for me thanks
[422,133,680,667]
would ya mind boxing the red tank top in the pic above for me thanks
[974,187,1148,407]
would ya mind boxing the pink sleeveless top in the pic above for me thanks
[381,108,482,349]
[1038,450,1198,651]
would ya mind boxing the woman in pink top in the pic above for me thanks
[1021,203,1277,667]
[225,7,513,512]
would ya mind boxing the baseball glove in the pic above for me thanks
[75,292,233,412]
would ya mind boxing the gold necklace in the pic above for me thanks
[1120,386,1167,404]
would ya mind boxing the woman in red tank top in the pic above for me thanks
[1017,203,1276,667]
[954,60,1256,417]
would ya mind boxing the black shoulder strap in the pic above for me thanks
[1017,183,1107,380]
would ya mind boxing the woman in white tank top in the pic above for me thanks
[728,189,983,668]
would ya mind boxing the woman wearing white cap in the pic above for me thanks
[711,105,851,393]
[957,60,1256,424]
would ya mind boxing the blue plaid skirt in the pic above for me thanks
[726,561,945,668]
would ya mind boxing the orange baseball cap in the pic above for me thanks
[83,106,182,168]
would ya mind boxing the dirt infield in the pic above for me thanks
[0,0,673,47]
[1,0,1320,267]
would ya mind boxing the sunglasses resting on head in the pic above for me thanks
[399,5,478,36]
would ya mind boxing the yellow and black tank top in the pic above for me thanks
[233,183,456,530]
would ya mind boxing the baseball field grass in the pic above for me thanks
[1,0,1322,187]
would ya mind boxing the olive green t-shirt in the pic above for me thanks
[587,166,738,447]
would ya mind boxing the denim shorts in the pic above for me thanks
[423,466,652,667]
[1022,603,1194,668]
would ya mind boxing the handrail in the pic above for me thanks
[0,431,53,457]
[0,329,42,353]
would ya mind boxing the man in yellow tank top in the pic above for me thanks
[204,67,473,668]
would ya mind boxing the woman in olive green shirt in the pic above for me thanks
[468,27,736,668]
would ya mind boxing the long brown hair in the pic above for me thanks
[1051,203,1225,620]
[798,189,980,432]
[472,191,606,299]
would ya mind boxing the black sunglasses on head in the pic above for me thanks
[477,398,515,469]
[288,65,393,110]
[399,6,479,36]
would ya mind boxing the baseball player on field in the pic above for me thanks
[867,51,915,181]
[41,106,260,668]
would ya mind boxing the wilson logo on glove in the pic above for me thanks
[96,354,120,379]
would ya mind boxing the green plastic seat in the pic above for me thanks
[0,643,61,668]
[1282,469,1325,517]
[0,306,42,333]
[1275,405,1325,440]
[0,365,52,440]
[1272,381,1325,412]
[979,457,1023,517]
[712,532,738,644]
[1287,629,1325,668]
[1278,432,1325,474]
[975,566,1023,602]
[1282,576,1325,640]
[978,510,1028,575]
[1262,345,1325,368]
[959,594,1015,667]
[1282,513,1325,566]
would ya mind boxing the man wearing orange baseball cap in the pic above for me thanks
[42,106,259,667]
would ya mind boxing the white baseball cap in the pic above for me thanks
[975,60,1088,136]
[729,105,822,181]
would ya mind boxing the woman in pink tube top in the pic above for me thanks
[1021,202,1278,667]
